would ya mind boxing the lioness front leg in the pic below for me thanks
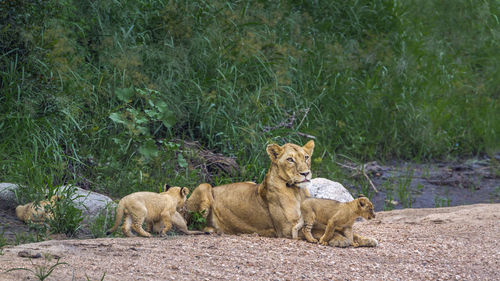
[292,217,304,240]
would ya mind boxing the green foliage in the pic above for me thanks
[45,187,84,237]
[188,210,207,231]
[1,0,499,204]
[0,227,7,252]
[5,254,68,281]
[89,204,115,238]
[396,168,414,208]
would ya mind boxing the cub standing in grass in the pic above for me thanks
[107,185,203,237]
[293,196,376,247]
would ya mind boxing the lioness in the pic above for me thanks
[16,195,61,223]
[107,186,203,237]
[293,196,376,247]
[185,141,314,238]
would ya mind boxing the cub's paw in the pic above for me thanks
[361,238,378,247]
[306,238,318,243]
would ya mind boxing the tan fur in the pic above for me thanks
[185,141,314,237]
[107,186,203,237]
[15,196,61,223]
[293,197,376,247]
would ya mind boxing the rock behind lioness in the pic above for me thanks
[308,178,354,202]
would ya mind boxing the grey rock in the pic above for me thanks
[0,183,115,219]
[307,178,354,202]
[56,185,116,218]
[0,183,19,209]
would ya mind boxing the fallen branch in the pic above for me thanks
[262,109,316,139]
[335,161,379,193]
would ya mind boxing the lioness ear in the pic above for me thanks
[181,187,189,197]
[266,144,283,162]
[164,184,171,192]
[302,140,314,156]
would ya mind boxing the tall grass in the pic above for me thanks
[1,0,499,200]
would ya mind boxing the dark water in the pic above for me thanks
[348,154,500,212]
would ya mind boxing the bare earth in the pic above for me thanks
[1,203,499,281]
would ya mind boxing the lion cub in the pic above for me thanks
[16,195,61,223]
[293,196,375,246]
[107,186,199,237]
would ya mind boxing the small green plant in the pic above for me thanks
[434,188,451,208]
[0,227,7,255]
[86,272,106,281]
[14,232,40,246]
[5,253,67,281]
[89,204,115,238]
[434,196,451,208]
[489,186,500,202]
[397,168,414,208]
[187,210,207,231]
[356,182,374,200]
[26,221,49,242]
[383,184,395,211]
[46,186,84,236]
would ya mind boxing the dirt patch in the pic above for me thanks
[1,203,499,280]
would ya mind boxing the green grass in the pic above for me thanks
[1,0,499,203]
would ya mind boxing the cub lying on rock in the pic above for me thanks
[293,196,376,247]
[16,195,61,223]
[107,186,203,237]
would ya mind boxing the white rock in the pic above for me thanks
[307,178,354,202]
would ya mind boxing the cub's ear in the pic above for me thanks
[357,194,366,198]
[164,184,171,192]
[181,187,189,197]
[358,198,366,207]
[302,140,314,156]
[266,144,283,162]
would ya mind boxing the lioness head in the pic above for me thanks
[164,186,190,211]
[266,140,314,188]
[356,197,376,220]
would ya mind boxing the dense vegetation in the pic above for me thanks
[1,0,499,202]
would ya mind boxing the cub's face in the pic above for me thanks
[164,186,189,210]
[266,140,314,188]
[357,197,376,220]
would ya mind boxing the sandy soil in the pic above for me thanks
[1,203,499,281]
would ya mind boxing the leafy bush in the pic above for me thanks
[0,0,498,203]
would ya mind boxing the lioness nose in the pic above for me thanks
[300,172,309,177]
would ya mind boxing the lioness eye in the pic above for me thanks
[287,157,294,163]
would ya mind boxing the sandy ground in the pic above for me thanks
[1,203,499,281]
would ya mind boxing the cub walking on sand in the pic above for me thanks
[293,196,376,246]
[107,185,203,237]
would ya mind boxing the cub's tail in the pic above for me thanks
[106,201,125,235]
